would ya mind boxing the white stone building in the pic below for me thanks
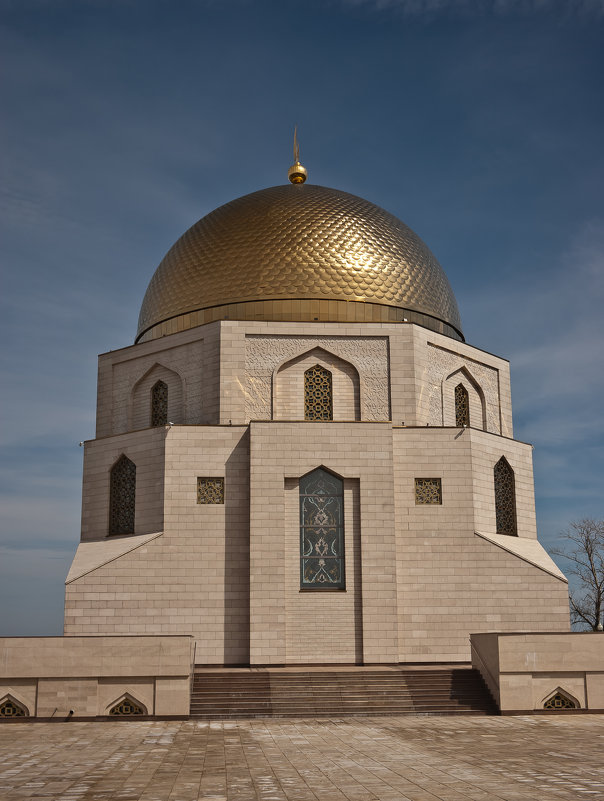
[63,171,570,668]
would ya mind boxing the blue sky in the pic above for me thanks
[1,0,603,634]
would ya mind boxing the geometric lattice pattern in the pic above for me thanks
[304,364,333,421]
[415,477,442,505]
[109,697,145,716]
[197,477,225,504]
[543,691,577,709]
[494,456,517,536]
[109,455,136,535]
[0,698,27,717]
[151,380,168,427]
[455,383,470,427]
[300,468,344,588]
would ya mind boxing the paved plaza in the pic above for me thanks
[1,715,604,801]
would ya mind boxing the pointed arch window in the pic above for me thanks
[109,455,136,535]
[300,468,344,589]
[151,380,168,427]
[304,365,333,421]
[494,457,517,536]
[0,696,27,717]
[109,695,145,716]
[455,383,470,427]
[543,690,578,710]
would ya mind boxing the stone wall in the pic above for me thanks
[80,427,166,541]
[411,326,513,436]
[0,636,192,718]
[471,633,604,712]
[249,421,398,665]
[95,324,221,437]
[393,427,569,662]
[64,319,568,666]
[66,426,249,666]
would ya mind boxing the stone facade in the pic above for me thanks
[63,319,570,665]
[0,637,191,718]
[471,632,604,712]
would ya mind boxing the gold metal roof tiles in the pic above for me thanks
[136,184,463,342]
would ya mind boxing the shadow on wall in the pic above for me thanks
[223,429,251,665]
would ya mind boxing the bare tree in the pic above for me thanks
[551,519,604,631]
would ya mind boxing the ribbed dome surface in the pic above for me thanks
[137,184,462,341]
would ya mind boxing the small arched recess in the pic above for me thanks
[442,366,486,430]
[129,363,184,431]
[0,694,28,717]
[107,693,147,716]
[542,688,579,710]
[273,347,360,421]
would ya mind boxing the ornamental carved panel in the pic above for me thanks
[543,691,577,710]
[197,477,225,504]
[245,335,389,421]
[415,477,442,505]
[109,697,145,716]
[0,698,27,717]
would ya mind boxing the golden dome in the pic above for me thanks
[136,184,463,343]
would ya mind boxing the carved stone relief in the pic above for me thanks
[245,335,390,421]
[426,343,500,433]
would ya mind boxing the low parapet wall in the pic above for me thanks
[471,632,604,713]
[0,636,193,719]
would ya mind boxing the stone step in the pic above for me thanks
[189,666,497,718]
[192,678,483,688]
[190,709,492,718]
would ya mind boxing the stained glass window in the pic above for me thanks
[197,477,225,504]
[455,383,470,427]
[494,457,517,536]
[544,691,577,709]
[109,455,136,535]
[109,697,145,715]
[415,478,442,505]
[0,698,27,717]
[304,365,333,421]
[151,380,168,427]
[300,468,344,589]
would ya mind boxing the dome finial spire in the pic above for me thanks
[288,126,308,184]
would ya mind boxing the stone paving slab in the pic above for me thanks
[1,715,603,801]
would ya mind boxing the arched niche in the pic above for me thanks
[542,688,580,710]
[107,693,147,716]
[129,363,185,431]
[273,347,360,421]
[0,693,29,718]
[442,366,486,429]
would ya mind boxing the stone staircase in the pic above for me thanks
[190,666,497,718]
